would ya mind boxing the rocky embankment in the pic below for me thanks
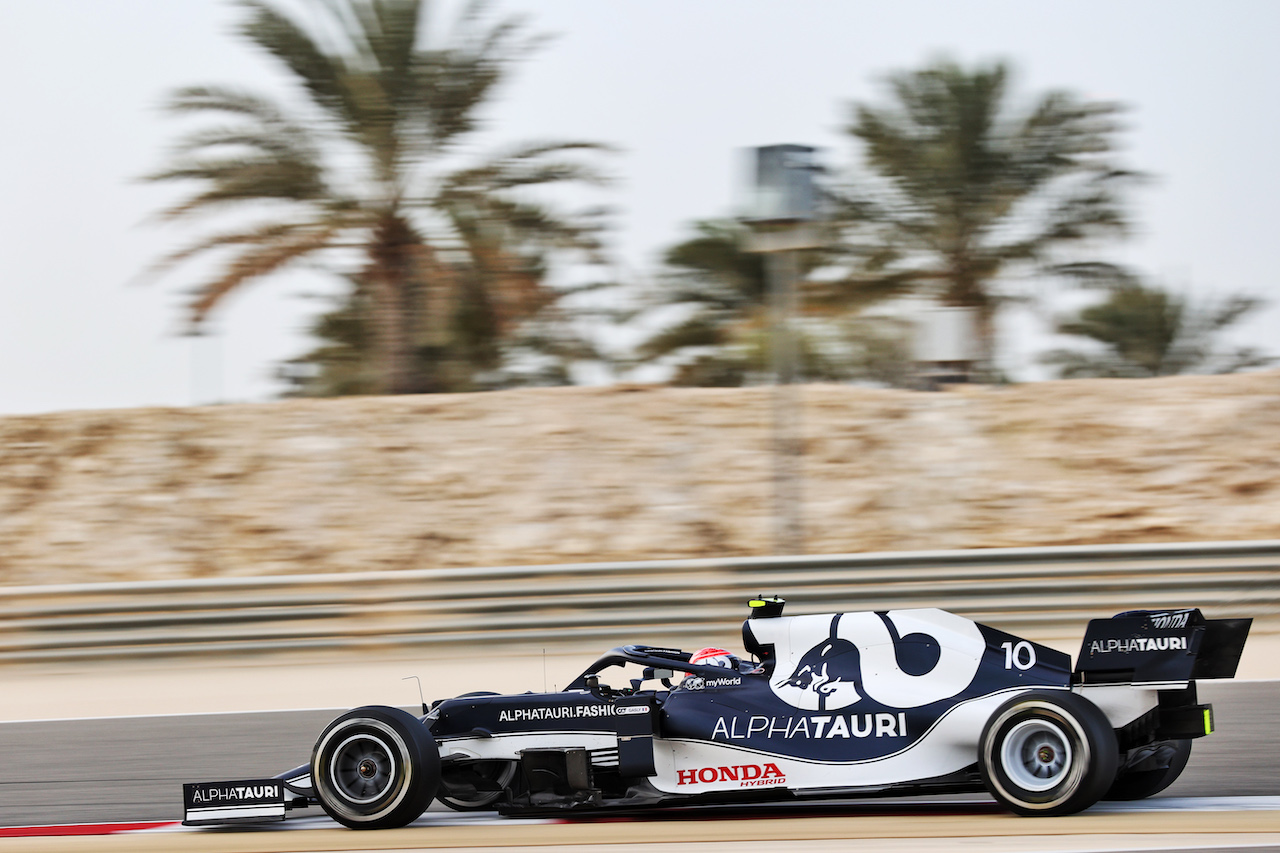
[1,372,1277,586]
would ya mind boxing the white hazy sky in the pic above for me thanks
[2,0,1278,415]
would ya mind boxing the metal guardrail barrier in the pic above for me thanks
[1,541,1277,663]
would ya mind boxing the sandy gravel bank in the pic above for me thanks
[2,372,1279,587]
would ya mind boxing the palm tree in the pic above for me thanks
[634,219,917,386]
[632,220,770,386]
[145,0,608,394]
[828,60,1137,371]
[1041,276,1271,377]
[278,274,617,395]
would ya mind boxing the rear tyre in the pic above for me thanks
[312,705,440,830]
[979,691,1118,816]
[1105,739,1192,801]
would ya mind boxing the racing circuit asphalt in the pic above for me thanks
[0,680,1277,830]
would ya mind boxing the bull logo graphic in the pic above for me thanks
[767,611,963,712]
[773,615,864,711]
[759,609,986,712]
[782,636,862,710]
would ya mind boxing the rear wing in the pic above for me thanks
[1074,608,1251,684]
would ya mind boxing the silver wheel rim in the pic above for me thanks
[1002,719,1071,792]
[329,733,397,804]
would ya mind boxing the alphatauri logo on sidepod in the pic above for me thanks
[767,611,986,712]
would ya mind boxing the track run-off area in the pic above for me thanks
[2,798,1280,853]
[4,647,1280,852]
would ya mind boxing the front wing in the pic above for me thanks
[182,766,315,826]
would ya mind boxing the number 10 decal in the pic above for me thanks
[1001,640,1037,671]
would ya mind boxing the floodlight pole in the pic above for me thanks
[768,247,804,555]
[741,145,823,557]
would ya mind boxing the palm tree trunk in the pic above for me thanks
[945,256,996,382]
[367,215,420,395]
[975,305,998,381]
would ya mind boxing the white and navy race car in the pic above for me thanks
[183,597,1250,829]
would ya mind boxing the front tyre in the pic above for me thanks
[312,706,440,829]
[979,691,1118,816]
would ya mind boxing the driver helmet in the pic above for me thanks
[687,646,739,675]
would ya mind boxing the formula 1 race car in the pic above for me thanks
[183,598,1250,829]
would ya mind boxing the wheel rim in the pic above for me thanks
[1001,719,1072,792]
[329,733,397,804]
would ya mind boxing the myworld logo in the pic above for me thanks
[676,763,786,787]
[681,675,742,691]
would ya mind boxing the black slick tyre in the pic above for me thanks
[979,690,1119,816]
[1105,739,1192,801]
[312,705,441,830]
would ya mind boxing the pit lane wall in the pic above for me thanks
[0,540,1275,664]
